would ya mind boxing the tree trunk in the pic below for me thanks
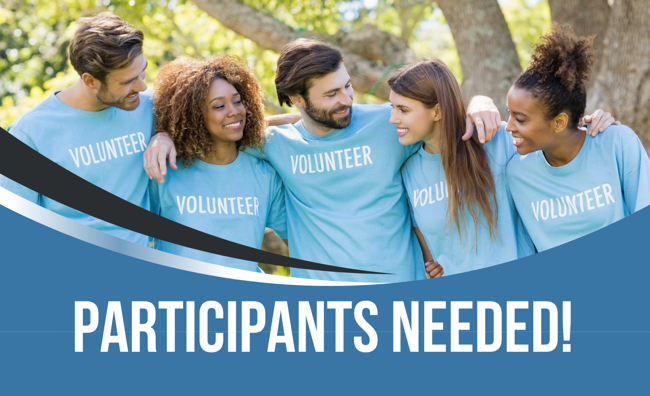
[190,0,415,100]
[588,0,650,150]
[436,0,522,118]
[548,0,611,89]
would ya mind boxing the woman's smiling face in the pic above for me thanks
[203,78,246,145]
[506,86,558,155]
[388,90,438,147]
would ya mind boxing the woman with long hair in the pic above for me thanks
[388,59,535,276]
[150,55,287,272]
[505,26,650,251]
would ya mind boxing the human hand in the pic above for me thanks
[425,260,444,279]
[143,132,177,183]
[583,109,620,137]
[463,95,501,144]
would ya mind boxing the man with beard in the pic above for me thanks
[0,13,154,245]
[145,39,503,281]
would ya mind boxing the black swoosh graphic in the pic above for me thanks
[0,128,385,275]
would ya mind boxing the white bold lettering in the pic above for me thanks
[75,301,98,352]
[603,183,615,204]
[69,148,81,168]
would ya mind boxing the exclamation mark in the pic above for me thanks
[563,301,571,352]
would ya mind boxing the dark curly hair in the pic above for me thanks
[153,55,266,165]
[514,24,596,130]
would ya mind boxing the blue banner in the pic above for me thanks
[1,190,648,394]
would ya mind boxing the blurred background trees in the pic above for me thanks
[2,0,648,274]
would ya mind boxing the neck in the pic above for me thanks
[422,122,442,154]
[299,109,335,137]
[55,80,111,112]
[203,141,239,165]
[543,128,586,167]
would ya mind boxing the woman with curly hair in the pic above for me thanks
[506,26,650,251]
[150,55,287,272]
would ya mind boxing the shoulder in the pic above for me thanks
[8,95,59,133]
[400,149,422,179]
[137,90,154,111]
[485,123,514,159]
[351,103,391,122]
[506,151,539,178]
[240,151,279,175]
[264,123,302,143]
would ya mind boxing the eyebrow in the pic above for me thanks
[209,92,240,104]
[322,79,351,95]
[121,61,148,85]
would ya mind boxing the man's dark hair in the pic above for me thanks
[69,12,144,83]
[275,38,343,107]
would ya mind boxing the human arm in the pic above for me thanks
[462,95,620,143]
[143,132,177,184]
[266,113,301,126]
[583,109,621,137]
[265,167,288,241]
[414,227,444,279]
[143,111,291,182]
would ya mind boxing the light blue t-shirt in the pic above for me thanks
[506,125,650,252]
[0,91,155,246]
[247,103,424,282]
[401,125,535,276]
[150,151,287,272]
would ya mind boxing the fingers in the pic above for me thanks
[156,150,168,183]
[143,150,154,180]
[169,146,178,170]
[462,115,473,141]
[425,261,444,279]
[475,118,486,144]
[587,109,604,137]
[592,111,615,136]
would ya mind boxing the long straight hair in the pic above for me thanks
[388,59,499,247]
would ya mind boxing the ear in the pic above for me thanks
[430,103,442,122]
[289,95,305,108]
[553,113,569,133]
[81,73,101,90]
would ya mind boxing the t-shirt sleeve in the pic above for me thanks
[498,122,518,162]
[619,129,650,214]
[266,168,287,239]
[400,167,418,228]
[243,145,266,161]
[0,127,40,204]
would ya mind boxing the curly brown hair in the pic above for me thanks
[153,55,266,165]
[514,24,596,129]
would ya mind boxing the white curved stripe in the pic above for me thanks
[0,186,374,286]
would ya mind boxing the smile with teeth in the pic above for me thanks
[223,121,242,129]
[334,108,349,115]
[512,136,525,145]
[126,92,138,99]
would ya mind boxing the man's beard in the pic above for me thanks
[303,96,352,130]
[96,86,140,111]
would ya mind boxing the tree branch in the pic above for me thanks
[190,0,414,99]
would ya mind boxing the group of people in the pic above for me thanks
[2,13,648,283]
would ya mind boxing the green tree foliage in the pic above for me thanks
[0,0,555,275]
[1,0,551,127]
